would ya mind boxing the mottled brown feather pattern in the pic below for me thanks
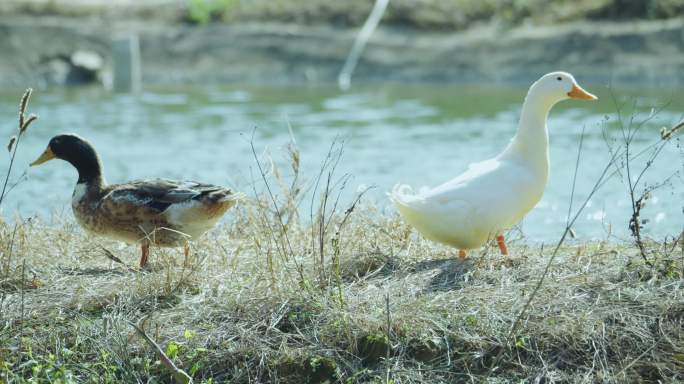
[72,178,241,247]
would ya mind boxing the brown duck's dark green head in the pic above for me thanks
[31,134,103,183]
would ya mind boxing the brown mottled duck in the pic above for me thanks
[31,134,243,268]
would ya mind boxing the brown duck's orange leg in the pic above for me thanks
[458,249,467,259]
[140,244,150,269]
[183,243,191,267]
[496,235,508,256]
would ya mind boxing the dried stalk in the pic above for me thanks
[130,321,193,384]
[248,130,305,283]
[607,91,681,265]
[1,88,38,208]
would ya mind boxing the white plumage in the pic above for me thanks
[390,72,597,256]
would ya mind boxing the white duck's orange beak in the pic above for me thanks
[567,84,597,100]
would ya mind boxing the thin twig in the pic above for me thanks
[566,125,586,223]
[20,259,26,340]
[0,89,37,207]
[614,101,679,265]
[99,245,136,272]
[130,321,193,384]
[385,292,392,384]
[3,223,18,278]
[248,129,304,283]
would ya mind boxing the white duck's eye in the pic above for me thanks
[556,76,562,81]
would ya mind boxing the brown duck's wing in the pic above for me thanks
[102,179,234,213]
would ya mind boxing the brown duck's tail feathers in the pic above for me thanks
[200,190,244,217]
[206,190,246,203]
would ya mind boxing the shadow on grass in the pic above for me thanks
[413,257,473,293]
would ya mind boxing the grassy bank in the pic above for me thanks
[1,202,682,382]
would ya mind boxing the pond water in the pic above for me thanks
[0,83,681,241]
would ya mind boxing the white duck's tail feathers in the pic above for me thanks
[390,184,439,239]
[389,183,424,206]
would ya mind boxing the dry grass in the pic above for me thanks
[0,200,683,383]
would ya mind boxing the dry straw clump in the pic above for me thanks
[1,159,683,383]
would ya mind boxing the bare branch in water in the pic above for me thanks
[338,0,389,90]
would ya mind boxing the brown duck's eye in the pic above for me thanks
[556,76,562,81]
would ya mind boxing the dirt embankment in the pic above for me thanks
[1,15,684,87]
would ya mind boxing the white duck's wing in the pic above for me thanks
[424,158,502,202]
[391,159,486,219]
[430,158,543,227]
[389,159,501,247]
[391,157,543,245]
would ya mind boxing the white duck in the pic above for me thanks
[390,71,597,258]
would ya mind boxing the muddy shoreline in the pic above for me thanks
[2,16,684,87]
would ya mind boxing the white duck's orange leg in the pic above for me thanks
[458,249,467,259]
[496,235,508,256]
[140,243,150,268]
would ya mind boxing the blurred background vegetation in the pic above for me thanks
[184,0,684,28]
[4,0,684,28]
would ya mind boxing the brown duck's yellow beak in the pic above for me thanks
[568,84,598,100]
[30,146,56,166]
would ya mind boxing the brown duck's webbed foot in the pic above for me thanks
[458,249,467,259]
[139,243,150,269]
[496,235,509,256]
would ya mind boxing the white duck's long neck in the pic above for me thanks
[503,90,556,178]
